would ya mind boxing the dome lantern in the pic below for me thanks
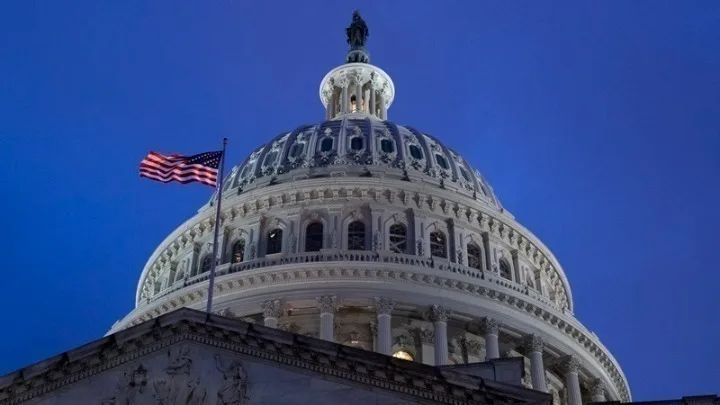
[319,11,395,120]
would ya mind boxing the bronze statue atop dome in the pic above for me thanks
[346,10,369,49]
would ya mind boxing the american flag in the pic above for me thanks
[139,151,223,187]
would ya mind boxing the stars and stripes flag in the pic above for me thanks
[139,151,223,187]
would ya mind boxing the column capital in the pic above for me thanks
[316,295,340,314]
[413,328,435,344]
[589,378,606,398]
[559,355,581,373]
[521,334,544,353]
[261,299,283,319]
[478,317,502,335]
[428,304,450,322]
[374,297,396,315]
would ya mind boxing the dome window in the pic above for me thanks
[232,239,245,264]
[350,136,364,151]
[499,259,512,281]
[435,154,449,170]
[392,350,414,361]
[305,222,324,252]
[266,229,283,255]
[526,273,535,288]
[430,231,447,258]
[460,167,470,182]
[263,151,278,167]
[409,144,423,160]
[347,221,366,250]
[200,254,213,274]
[320,137,334,152]
[289,142,305,158]
[467,243,483,270]
[388,224,407,254]
[380,139,395,153]
[240,163,253,179]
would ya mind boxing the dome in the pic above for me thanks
[112,11,630,405]
[206,118,502,212]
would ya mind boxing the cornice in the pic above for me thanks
[120,260,629,402]
[136,179,574,311]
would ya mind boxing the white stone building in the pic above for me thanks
[1,11,672,405]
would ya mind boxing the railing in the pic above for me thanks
[145,250,565,314]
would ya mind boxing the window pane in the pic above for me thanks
[267,229,283,254]
[348,221,365,250]
[305,222,324,252]
[435,154,449,169]
[460,168,470,181]
[289,143,304,158]
[467,243,482,269]
[499,260,512,280]
[389,224,407,254]
[201,255,213,273]
[409,145,423,160]
[320,138,334,152]
[350,137,363,151]
[232,240,245,263]
[381,139,395,153]
[430,232,446,258]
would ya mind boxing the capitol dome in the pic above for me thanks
[111,12,630,405]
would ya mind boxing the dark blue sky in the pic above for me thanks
[1,1,719,400]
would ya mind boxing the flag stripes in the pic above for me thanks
[139,150,222,187]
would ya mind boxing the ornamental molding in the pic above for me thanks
[120,263,628,402]
[478,317,502,335]
[428,305,450,322]
[138,182,572,310]
[260,299,283,319]
[316,295,340,314]
[374,297,396,315]
[522,334,544,353]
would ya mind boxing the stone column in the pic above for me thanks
[261,299,283,328]
[363,88,370,113]
[590,378,606,403]
[522,334,548,392]
[415,328,435,365]
[317,296,340,342]
[479,317,501,360]
[374,297,396,355]
[369,84,376,117]
[378,92,385,120]
[560,355,582,405]
[429,305,450,365]
[354,77,363,113]
[341,81,349,114]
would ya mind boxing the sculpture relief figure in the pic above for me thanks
[346,10,369,48]
[101,364,148,405]
[214,355,249,405]
[164,345,207,405]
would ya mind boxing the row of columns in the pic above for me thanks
[331,77,387,120]
[258,297,605,405]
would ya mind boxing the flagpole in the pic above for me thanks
[206,137,228,315]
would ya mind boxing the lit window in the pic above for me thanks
[320,137,334,152]
[435,154,449,170]
[430,231,447,258]
[380,139,395,153]
[350,136,364,151]
[467,243,482,270]
[409,144,423,160]
[392,350,414,361]
[232,240,245,264]
[389,224,407,254]
[499,259,512,280]
[267,229,283,255]
[305,222,324,252]
[348,221,365,250]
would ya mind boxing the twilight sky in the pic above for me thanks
[1,1,719,400]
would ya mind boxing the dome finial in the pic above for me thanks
[345,10,370,64]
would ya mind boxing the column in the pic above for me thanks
[522,334,548,392]
[479,317,501,360]
[369,84,376,117]
[261,299,283,328]
[355,82,362,113]
[560,355,582,405]
[363,88,370,113]
[317,296,340,342]
[341,81,349,114]
[415,328,435,365]
[378,92,385,120]
[374,297,395,355]
[429,305,450,365]
[590,378,606,403]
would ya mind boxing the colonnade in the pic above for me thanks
[257,296,605,405]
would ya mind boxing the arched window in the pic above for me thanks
[232,240,245,263]
[409,144,423,160]
[200,254,213,273]
[347,221,366,250]
[289,142,305,158]
[350,136,363,151]
[499,259,512,280]
[392,350,414,361]
[435,154,449,170]
[380,139,395,153]
[266,229,283,255]
[388,224,407,254]
[467,243,482,270]
[430,231,447,258]
[305,222,324,252]
[320,137,333,152]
